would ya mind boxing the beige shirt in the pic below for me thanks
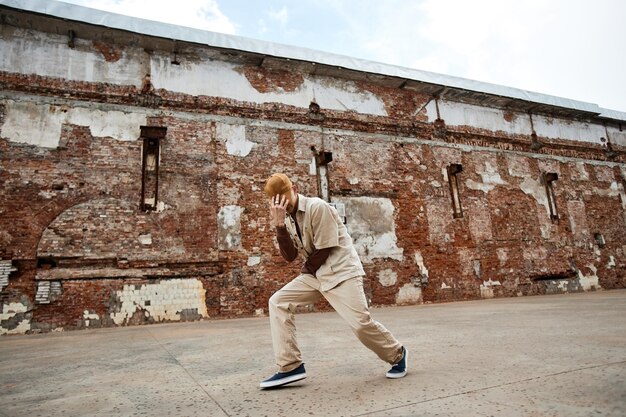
[284,194,365,291]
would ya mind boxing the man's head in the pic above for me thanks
[264,173,298,213]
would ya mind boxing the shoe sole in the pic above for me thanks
[386,348,408,379]
[259,372,307,389]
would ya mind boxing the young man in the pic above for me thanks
[260,173,407,389]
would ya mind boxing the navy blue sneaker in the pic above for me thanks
[386,346,408,379]
[260,363,307,389]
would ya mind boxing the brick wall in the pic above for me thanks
[0,8,625,334]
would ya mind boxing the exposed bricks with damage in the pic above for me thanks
[0,1,625,335]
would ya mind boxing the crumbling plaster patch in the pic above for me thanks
[151,54,387,116]
[0,100,147,148]
[216,123,254,157]
[378,269,397,287]
[533,115,606,146]
[396,283,422,305]
[547,265,601,293]
[414,251,430,281]
[419,101,611,148]
[507,156,531,178]
[480,279,501,299]
[110,279,208,325]
[0,29,145,85]
[333,197,403,263]
[537,159,561,177]
[0,301,31,335]
[607,125,626,147]
[425,100,531,135]
[519,176,551,217]
[496,248,508,266]
[83,310,100,327]
[465,159,507,193]
[571,162,590,181]
[607,256,616,268]
[578,265,601,291]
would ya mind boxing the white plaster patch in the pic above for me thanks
[309,157,317,175]
[426,100,531,135]
[0,29,144,86]
[537,160,561,177]
[83,310,100,320]
[348,178,360,185]
[216,123,254,157]
[83,310,100,327]
[378,269,397,287]
[479,161,506,185]
[466,160,506,193]
[0,302,31,335]
[110,279,208,325]
[496,248,508,266]
[151,53,387,115]
[480,279,501,299]
[441,282,452,289]
[608,125,626,147]
[592,182,622,199]
[68,107,147,142]
[0,100,147,148]
[473,260,482,278]
[571,163,590,181]
[534,115,606,146]
[334,197,403,263]
[38,190,55,199]
[396,283,422,305]
[519,177,551,216]
[608,256,616,268]
[465,179,494,193]
[218,205,243,250]
[138,234,152,245]
[507,156,530,178]
[247,256,261,267]
[539,224,551,240]
[555,279,569,292]
[577,265,601,291]
[414,251,430,280]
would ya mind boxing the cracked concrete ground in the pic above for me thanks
[1,289,625,417]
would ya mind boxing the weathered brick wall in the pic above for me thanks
[1,7,625,334]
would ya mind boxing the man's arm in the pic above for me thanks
[269,195,298,262]
[301,247,332,275]
[276,225,298,262]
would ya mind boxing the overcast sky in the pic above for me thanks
[60,0,626,112]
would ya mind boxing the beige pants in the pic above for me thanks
[269,274,403,372]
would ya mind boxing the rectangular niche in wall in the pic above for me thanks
[447,163,464,219]
[543,172,559,222]
[140,126,167,212]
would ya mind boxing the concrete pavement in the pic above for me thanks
[1,289,625,417]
